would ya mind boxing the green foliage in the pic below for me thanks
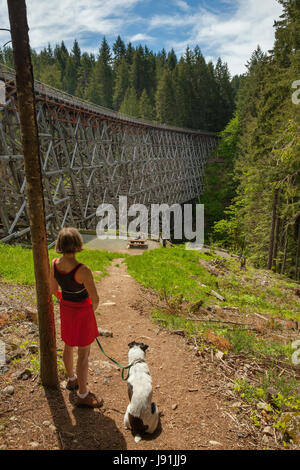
[0,37,236,132]
[234,371,300,414]
[113,36,126,68]
[225,328,292,358]
[28,355,40,373]
[85,37,113,108]
[127,247,217,302]
[126,247,299,367]
[155,69,177,125]
[119,86,139,117]
[113,57,129,110]
[0,243,123,285]
[126,247,300,321]
[139,89,154,120]
[234,380,266,404]
[206,3,300,278]
[202,115,240,242]
[38,63,62,89]
[231,349,300,440]
[212,204,244,251]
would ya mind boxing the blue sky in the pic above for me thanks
[0,0,283,76]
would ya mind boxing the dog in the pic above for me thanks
[124,341,159,442]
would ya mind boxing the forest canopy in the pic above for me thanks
[202,0,300,280]
[0,37,238,133]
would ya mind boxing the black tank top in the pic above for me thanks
[54,259,89,302]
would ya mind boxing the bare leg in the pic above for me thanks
[63,343,74,378]
[76,345,90,395]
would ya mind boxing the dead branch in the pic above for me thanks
[186,316,259,331]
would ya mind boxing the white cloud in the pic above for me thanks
[174,0,190,12]
[149,0,283,75]
[149,14,191,29]
[0,0,143,52]
[130,33,155,43]
[0,0,284,75]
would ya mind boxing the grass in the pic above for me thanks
[0,242,125,285]
[126,246,300,320]
[126,246,300,361]
[218,264,300,320]
[151,308,292,359]
[127,246,218,303]
[224,328,293,358]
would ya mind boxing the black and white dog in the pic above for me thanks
[124,341,159,443]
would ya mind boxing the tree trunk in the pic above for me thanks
[296,224,300,281]
[267,189,279,270]
[7,0,58,388]
[272,193,281,272]
[277,217,286,274]
[281,228,289,275]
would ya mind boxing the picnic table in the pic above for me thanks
[127,238,148,249]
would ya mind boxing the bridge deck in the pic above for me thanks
[0,64,217,136]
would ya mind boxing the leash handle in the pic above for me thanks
[95,337,131,381]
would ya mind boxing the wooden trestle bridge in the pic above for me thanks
[0,64,218,245]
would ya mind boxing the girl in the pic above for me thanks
[50,227,103,408]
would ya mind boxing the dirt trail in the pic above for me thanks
[1,258,262,450]
[84,259,257,450]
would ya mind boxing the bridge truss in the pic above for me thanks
[0,65,218,245]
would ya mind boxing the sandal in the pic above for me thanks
[66,377,79,391]
[76,392,104,408]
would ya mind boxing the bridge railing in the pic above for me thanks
[0,63,217,136]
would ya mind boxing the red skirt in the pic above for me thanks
[59,293,99,347]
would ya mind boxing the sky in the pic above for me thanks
[0,0,283,76]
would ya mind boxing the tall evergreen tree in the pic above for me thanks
[190,46,210,129]
[1,35,237,134]
[273,0,300,66]
[71,40,81,69]
[215,58,234,130]
[139,89,154,120]
[155,69,176,125]
[62,56,77,94]
[76,52,94,98]
[113,35,126,69]
[39,63,62,89]
[167,48,177,70]
[173,58,191,128]
[125,42,134,65]
[209,0,300,276]
[130,46,145,99]
[54,41,69,84]
[119,86,139,116]
[113,57,130,110]
[86,37,113,108]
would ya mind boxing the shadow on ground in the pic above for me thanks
[140,419,163,442]
[45,388,127,450]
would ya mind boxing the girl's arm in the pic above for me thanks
[50,259,60,298]
[76,265,99,312]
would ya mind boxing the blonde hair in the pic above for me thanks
[55,227,83,254]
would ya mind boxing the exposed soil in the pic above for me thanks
[0,259,286,450]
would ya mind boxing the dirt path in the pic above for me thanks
[83,259,259,450]
[1,258,263,450]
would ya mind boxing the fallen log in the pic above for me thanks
[210,290,225,302]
